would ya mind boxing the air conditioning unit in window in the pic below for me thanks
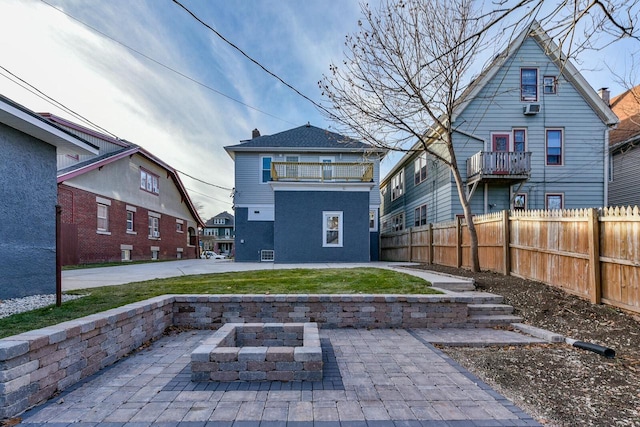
[152,231,159,237]
[523,104,541,115]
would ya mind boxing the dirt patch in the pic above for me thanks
[413,264,640,426]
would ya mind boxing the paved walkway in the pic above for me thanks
[62,260,472,291]
[18,328,542,426]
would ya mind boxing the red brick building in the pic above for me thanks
[47,114,204,265]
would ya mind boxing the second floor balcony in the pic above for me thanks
[271,162,374,182]
[466,151,532,185]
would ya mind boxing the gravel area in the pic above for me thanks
[0,294,86,319]
[413,264,640,427]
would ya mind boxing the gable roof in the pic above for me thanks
[610,84,640,149]
[453,21,618,126]
[205,211,235,227]
[0,95,98,155]
[224,124,386,159]
[382,21,619,185]
[55,125,204,227]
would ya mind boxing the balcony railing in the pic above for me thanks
[271,162,374,182]
[467,151,531,182]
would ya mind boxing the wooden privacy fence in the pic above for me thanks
[380,207,640,314]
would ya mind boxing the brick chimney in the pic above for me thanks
[252,128,261,138]
[598,88,610,106]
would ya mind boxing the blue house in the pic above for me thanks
[380,21,619,232]
[225,124,386,263]
[0,96,97,299]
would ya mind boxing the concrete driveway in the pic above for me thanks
[62,259,473,291]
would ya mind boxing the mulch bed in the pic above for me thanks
[412,264,640,426]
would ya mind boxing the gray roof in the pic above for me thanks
[205,211,235,227]
[225,124,380,153]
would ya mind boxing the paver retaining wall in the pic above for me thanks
[0,293,475,419]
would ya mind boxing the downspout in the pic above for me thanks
[603,127,610,207]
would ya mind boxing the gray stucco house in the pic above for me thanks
[380,21,619,232]
[225,124,386,263]
[0,96,97,299]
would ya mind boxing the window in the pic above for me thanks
[261,250,275,262]
[546,129,563,165]
[414,204,427,227]
[176,219,184,233]
[369,209,378,231]
[140,168,159,195]
[151,249,159,260]
[126,211,134,232]
[97,204,109,232]
[224,228,231,236]
[546,194,564,210]
[521,68,538,101]
[391,171,404,201]
[149,216,160,238]
[121,244,133,261]
[513,129,526,152]
[414,153,427,185]
[261,156,272,183]
[391,212,404,232]
[323,211,343,247]
[513,194,527,211]
[543,76,557,94]
[213,228,219,236]
[214,218,225,225]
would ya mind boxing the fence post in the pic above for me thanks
[428,223,433,265]
[407,228,413,262]
[587,208,602,304]
[502,210,511,276]
[456,216,462,268]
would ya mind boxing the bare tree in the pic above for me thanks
[319,0,638,272]
[320,0,490,271]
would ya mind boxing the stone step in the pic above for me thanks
[469,314,523,328]
[467,303,514,316]
[430,281,475,292]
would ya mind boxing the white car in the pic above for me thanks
[201,251,227,259]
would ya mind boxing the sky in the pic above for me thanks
[1,0,637,220]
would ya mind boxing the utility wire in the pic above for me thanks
[177,169,233,191]
[186,186,233,206]
[39,0,296,126]
[0,65,119,139]
[2,64,233,193]
[172,0,331,116]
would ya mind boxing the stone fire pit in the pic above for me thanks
[191,322,322,382]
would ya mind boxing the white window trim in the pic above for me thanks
[260,155,273,184]
[513,193,527,210]
[414,204,427,227]
[391,170,404,201]
[369,207,378,232]
[414,153,427,185]
[97,203,110,234]
[149,216,160,239]
[322,211,343,247]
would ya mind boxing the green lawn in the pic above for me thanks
[0,268,438,339]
